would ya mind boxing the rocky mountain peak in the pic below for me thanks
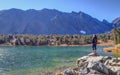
[112,17,120,27]
[0,8,113,35]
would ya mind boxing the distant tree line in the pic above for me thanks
[0,33,113,46]
[112,27,120,44]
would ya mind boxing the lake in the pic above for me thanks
[0,46,113,75]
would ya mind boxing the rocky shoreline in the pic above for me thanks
[57,53,120,75]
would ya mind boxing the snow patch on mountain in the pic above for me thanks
[80,30,86,34]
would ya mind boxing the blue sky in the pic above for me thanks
[0,0,119,22]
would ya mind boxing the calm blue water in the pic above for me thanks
[0,46,112,74]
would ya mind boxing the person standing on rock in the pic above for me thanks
[92,34,98,54]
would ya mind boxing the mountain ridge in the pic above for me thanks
[112,17,120,27]
[0,8,113,35]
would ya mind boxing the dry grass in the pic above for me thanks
[103,44,120,56]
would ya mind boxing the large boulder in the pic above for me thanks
[63,53,120,75]
[91,62,109,75]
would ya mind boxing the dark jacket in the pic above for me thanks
[92,36,97,44]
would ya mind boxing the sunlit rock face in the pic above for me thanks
[62,53,120,75]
